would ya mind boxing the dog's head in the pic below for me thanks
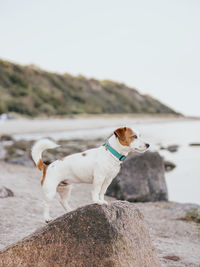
[114,127,150,153]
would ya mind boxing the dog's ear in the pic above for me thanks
[114,127,126,140]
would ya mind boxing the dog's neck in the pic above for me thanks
[108,135,131,156]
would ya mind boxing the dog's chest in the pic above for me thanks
[100,157,121,180]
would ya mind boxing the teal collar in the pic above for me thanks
[105,142,126,161]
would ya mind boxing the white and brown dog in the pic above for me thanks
[32,127,150,222]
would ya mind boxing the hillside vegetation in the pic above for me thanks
[0,59,177,116]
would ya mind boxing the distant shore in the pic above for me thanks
[0,114,198,137]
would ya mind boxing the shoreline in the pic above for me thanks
[0,115,198,137]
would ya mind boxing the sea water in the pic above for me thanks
[138,120,200,205]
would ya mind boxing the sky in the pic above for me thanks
[0,0,200,116]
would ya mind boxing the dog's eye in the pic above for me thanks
[133,135,138,139]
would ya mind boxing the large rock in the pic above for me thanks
[0,201,160,267]
[106,151,168,202]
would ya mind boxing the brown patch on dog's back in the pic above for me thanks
[114,127,135,146]
[37,159,48,186]
[82,153,87,156]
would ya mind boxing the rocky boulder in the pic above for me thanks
[0,186,14,198]
[160,144,179,152]
[0,134,13,141]
[164,160,176,172]
[0,201,160,267]
[167,145,179,153]
[6,156,34,167]
[189,143,200,146]
[106,151,168,202]
[0,144,6,160]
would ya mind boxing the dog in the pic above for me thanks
[31,127,150,222]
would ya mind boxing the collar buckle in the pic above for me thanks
[105,142,126,162]
[119,155,126,161]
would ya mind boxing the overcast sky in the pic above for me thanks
[0,0,200,116]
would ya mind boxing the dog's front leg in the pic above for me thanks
[92,175,106,205]
[99,177,113,204]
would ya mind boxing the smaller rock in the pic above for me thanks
[160,146,165,150]
[6,157,34,167]
[167,145,179,152]
[0,145,7,160]
[164,161,176,172]
[14,149,25,156]
[163,255,180,261]
[9,140,30,151]
[0,186,14,198]
[0,135,13,141]
[180,208,200,224]
[189,143,200,146]
[106,151,168,202]
[169,203,200,222]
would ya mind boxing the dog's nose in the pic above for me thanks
[145,143,150,148]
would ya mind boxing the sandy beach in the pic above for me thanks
[0,161,200,266]
[1,116,200,266]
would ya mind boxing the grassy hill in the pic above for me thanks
[0,59,178,117]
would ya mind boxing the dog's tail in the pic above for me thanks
[31,139,59,171]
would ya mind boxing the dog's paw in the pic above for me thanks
[45,217,53,223]
[101,200,108,205]
[67,207,73,212]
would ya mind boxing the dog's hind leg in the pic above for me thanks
[57,183,72,212]
[43,189,56,223]
[42,174,59,223]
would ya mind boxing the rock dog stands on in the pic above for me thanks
[0,201,160,267]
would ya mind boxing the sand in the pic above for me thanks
[0,161,200,267]
[1,116,200,266]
